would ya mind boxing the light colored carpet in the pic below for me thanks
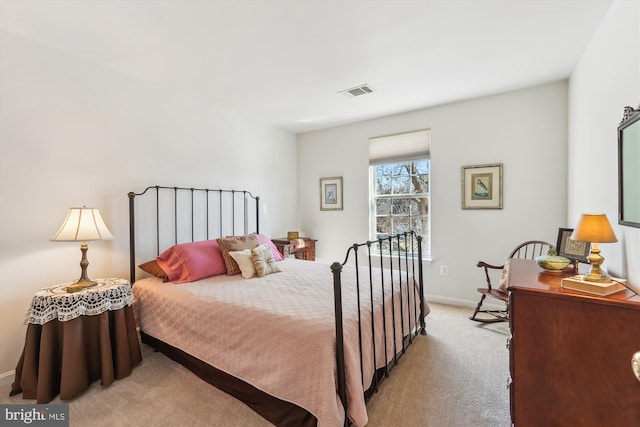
[1,303,511,426]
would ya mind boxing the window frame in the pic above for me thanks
[369,159,431,259]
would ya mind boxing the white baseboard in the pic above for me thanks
[425,294,505,312]
[0,370,15,387]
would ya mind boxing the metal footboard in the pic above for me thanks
[331,231,427,426]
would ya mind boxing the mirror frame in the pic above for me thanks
[618,104,640,228]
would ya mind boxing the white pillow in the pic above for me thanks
[228,249,256,279]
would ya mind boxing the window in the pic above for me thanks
[369,130,430,258]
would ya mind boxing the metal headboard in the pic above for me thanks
[128,185,260,283]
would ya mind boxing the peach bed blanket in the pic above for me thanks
[133,259,428,427]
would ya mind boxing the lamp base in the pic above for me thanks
[66,241,98,293]
[582,272,612,283]
[66,278,98,293]
[584,246,612,283]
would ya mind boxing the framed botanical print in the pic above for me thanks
[320,176,343,211]
[461,163,503,209]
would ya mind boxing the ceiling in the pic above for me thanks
[0,0,613,134]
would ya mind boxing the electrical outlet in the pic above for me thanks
[440,265,449,276]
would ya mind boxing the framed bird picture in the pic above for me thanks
[461,163,503,209]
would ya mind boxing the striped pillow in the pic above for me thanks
[251,244,281,277]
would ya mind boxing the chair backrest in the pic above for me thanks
[508,240,553,260]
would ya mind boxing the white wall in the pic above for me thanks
[0,31,298,378]
[568,0,640,290]
[297,81,569,306]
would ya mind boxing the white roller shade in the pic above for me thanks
[369,129,431,165]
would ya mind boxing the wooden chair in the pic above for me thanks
[469,240,552,323]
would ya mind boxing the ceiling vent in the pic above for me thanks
[339,84,375,98]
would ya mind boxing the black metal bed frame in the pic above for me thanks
[128,185,259,284]
[332,232,427,426]
[128,185,427,426]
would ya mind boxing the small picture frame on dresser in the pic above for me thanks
[556,227,590,264]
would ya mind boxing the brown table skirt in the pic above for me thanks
[10,305,142,404]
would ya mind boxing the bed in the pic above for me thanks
[128,186,429,427]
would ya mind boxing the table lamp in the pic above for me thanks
[570,213,617,283]
[51,207,114,291]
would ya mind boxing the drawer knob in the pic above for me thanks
[633,352,640,382]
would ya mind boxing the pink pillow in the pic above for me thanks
[157,240,227,283]
[256,234,285,261]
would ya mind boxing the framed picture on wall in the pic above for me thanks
[320,176,343,211]
[461,163,503,209]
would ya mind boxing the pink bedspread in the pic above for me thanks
[133,259,429,426]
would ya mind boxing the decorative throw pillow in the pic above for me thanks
[217,234,260,275]
[255,234,285,261]
[497,260,511,294]
[138,260,169,281]
[228,249,256,279]
[251,244,281,277]
[156,240,227,283]
[225,233,285,262]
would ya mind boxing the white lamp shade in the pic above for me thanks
[51,207,114,242]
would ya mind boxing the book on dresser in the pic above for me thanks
[560,275,627,296]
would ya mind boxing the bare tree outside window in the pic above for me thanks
[372,160,430,256]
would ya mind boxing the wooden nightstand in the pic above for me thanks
[272,237,317,261]
[10,278,142,403]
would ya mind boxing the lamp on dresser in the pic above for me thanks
[51,207,114,292]
[570,213,617,283]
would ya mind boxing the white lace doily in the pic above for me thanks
[25,278,134,325]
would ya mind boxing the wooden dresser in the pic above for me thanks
[507,259,640,426]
